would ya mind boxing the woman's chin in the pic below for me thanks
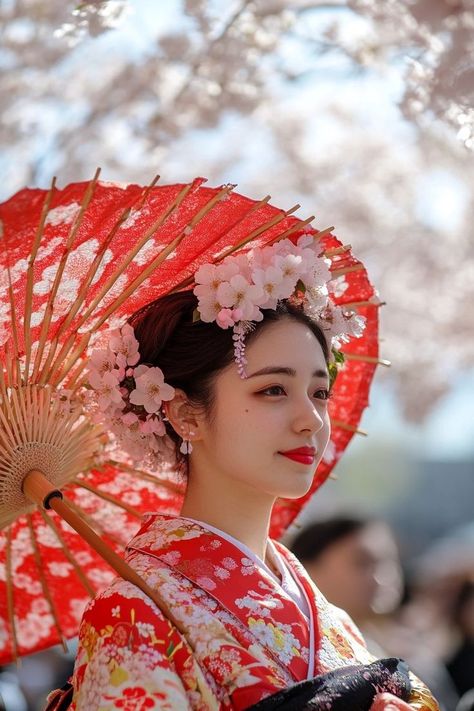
[271,475,314,500]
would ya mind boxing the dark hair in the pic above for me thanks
[291,516,370,563]
[128,289,330,472]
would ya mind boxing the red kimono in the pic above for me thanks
[71,514,437,710]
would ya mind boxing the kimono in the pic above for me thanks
[71,514,438,710]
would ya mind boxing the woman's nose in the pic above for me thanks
[292,396,325,433]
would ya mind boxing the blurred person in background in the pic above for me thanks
[291,515,460,710]
[446,580,474,698]
[290,516,403,646]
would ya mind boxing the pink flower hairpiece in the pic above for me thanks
[87,324,176,467]
[193,233,366,377]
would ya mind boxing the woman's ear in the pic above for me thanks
[163,389,203,443]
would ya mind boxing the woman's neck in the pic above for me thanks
[180,472,274,561]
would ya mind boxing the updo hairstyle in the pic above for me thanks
[128,290,330,473]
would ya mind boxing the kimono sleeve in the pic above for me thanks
[329,604,440,711]
[71,580,193,710]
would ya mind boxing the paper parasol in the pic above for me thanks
[0,172,382,663]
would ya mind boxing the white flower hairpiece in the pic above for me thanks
[88,232,366,463]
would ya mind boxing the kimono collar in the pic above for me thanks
[127,513,318,682]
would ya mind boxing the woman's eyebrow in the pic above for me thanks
[247,366,328,380]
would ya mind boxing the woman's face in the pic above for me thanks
[191,318,331,501]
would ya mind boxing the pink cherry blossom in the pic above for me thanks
[109,324,140,367]
[216,274,264,316]
[129,366,175,414]
[194,263,222,296]
[241,302,264,322]
[89,348,118,377]
[271,238,294,257]
[303,287,329,319]
[216,308,236,329]
[194,260,242,303]
[274,254,304,296]
[316,305,366,347]
[296,233,316,250]
[249,245,275,270]
[193,232,366,388]
[308,256,332,287]
[252,266,285,308]
[140,416,166,436]
[195,294,223,323]
[216,259,241,282]
[345,312,366,338]
[88,370,124,411]
[122,411,139,425]
[227,254,252,281]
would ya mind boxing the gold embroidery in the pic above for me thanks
[408,673,441,711]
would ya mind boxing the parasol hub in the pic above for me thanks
[22,469,63,509]
[0,383,105,529]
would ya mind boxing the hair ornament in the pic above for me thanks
[88,232,366,462]
[87,323,175,469]
[193,233,366,377]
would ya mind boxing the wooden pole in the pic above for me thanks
[22,470,187,636]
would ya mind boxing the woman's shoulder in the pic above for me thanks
[81,576,171,636]
[72,580,198,711]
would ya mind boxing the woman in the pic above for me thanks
[68,235,438,710]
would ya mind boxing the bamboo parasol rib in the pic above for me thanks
[31,172,101,384]
[39,509,96,597]
[27,514,67,653]
[80,181,233,335]
[344,354,391,367]
[113,467,184,495]
[63,497,127,549]
[53,175,161,340]
[342,300,383,309]
[40,180,234,389]
[72,479,143,519]
[23,177,57,383]
[54,177,194,336]
[331,420,368,436]
[331,263,365,278]
[169,194,274,294]
[5,526,18,663]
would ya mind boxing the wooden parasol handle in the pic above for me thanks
[22,469,187,637]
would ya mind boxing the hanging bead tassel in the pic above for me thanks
[179,438,193,455]
[232,321,253,379]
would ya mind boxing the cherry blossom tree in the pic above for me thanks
[1,0,473,418]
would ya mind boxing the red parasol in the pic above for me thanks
[0,173,382,664]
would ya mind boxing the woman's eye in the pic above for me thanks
[314,389,332,401]
[260,385,286,396]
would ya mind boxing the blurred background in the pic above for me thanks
[0,1,473,709]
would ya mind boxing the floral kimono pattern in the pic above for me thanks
[71,514,437,710]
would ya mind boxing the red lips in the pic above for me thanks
[279,446,316,465]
